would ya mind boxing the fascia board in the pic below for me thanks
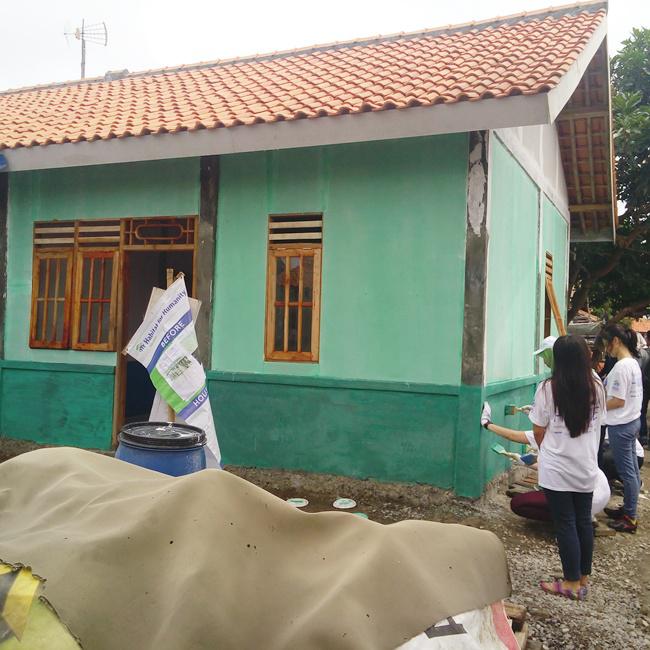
[492,128,570,224]
[2,93,550,172]
[546,15,608,122]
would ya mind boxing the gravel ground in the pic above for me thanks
[2,437,648,649]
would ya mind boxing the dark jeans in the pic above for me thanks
[598,426,607,471]
[543,488,594,582]
[602,448,644,482]
[609,418,641,519]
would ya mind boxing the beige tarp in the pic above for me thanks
[0,448,510,649]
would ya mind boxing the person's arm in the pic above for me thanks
[529,385,548,448]
[606,397,625,411]
[605,365,627,411]
[533,424,546,448]
[485,422,529,445]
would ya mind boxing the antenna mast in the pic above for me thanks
[65,20,108,79]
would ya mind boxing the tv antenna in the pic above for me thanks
[64,20,108,79]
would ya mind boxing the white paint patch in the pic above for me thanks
[467,139,486,236]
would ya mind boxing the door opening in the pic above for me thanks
[119,250,194,426]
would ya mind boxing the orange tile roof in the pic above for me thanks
[632,319,650,334]
[0,2,606,151]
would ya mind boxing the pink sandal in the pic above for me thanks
[540,580,587,601]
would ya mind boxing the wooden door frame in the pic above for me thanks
[111,228,199,447]
[111,155,218,446]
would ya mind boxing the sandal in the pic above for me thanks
[540,580,587,601]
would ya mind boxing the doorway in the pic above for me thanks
[116,249,195,428]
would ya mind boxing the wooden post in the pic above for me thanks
[196,156,219,369]
[166,268,176,423]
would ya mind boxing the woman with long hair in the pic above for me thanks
[599,323,643,533]
[529,335,605,601]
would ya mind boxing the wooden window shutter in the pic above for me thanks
[544,252,566,336]
[71,249,120,351]
[29,250,74,349]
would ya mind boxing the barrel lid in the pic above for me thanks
[119,422,206,450]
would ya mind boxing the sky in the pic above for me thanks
[1,0,648,92]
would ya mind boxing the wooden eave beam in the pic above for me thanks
[569,203,611,212]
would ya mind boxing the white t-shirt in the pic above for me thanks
[604,357,643,426]
[523,429,610,514]
[529,380,605,492]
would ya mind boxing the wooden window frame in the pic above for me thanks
[30,216,198,352]
[71,249,120,351]
[29,249,74,349]
[265,244,322,362]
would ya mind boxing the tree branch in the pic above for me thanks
[616,218,650,249]
[568,216,650,321]
[610,297,650,323]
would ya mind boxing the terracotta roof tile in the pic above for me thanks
[0,3,606,150]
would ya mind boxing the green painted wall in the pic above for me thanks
[0,361,114,449]
[540,196,569,339]
[5,158,200,365]
[209,372,458,487]
[213,135,469,385]
[485,137,540,383]
[482,380,539,483]
[453,375,544,497]
[472,134,570,497]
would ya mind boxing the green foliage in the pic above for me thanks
[611,28,650,213]
[587,239,650,318]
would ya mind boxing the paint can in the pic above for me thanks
[115,421,207,476]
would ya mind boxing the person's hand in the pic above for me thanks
[519,404,532,414]
[480,402,492,429]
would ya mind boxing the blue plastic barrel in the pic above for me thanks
[115,422,207,476]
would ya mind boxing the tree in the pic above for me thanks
[568,28,650,323]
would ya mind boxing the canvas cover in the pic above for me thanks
[0,449,510,649]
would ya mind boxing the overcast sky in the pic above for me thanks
[1,0,648,92]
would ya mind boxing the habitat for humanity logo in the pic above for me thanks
[136,289,188,354]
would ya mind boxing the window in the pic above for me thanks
[29,250,73,349]
[30,217,197,351]
[265,215,322,362]
[71,250,119,350]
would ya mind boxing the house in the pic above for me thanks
[0,1,615,497]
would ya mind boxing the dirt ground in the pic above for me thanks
[2,437,648,649]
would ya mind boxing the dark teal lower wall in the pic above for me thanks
[0,361,114,449]
[0,362,544,497]
[482,374,546,485]
[453,374,544,497]
[208,372,459,489]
